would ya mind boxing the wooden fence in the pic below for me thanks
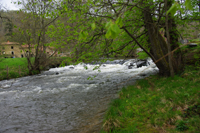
[0,65,27,80]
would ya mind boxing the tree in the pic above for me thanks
[13,0,61,74]
[38,0,199,76]
[0,4,12,61]
[47,0,187,76]
[4,20,13,37]
[0,6,14,42]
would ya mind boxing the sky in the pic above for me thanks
[1,0,20,10]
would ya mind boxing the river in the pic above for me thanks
[0,59,158,133]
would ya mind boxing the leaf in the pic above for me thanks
[105,20,121,39]
[116,17,123,27]
[105,28,112,38]
[79,31,88,40]
[79,32,83,40]
[65,7,68,11]
[83,31,88,38]
[110,29,117,38]
[185,0,192,10]
[105,21,111,29]
[112,23,121,34]
[91,23,96,30]
[167,3,178,16]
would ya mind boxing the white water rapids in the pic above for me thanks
[0,59,158,133]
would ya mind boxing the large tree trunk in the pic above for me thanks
[144,9,169,76]
[168,12,184,74]
[143,7,183,76]
[165,0,174,77]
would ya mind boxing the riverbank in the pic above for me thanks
[0,56,138,81]
[0,58,29,80]
[101,65,200,132]
[0,57,66,80]
[0,57,158,133]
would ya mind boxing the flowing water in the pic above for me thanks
[0,59,158,133]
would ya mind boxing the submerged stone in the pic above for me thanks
[188,43,197,48]
[136,60,147,68]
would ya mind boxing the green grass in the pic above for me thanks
[0,58,28,70]
[0,58,29,80]
[101,65,200,132]
[0,57,67,80]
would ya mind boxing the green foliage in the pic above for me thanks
[167,2,179,16]
[167,0,194,16]
[5,23,13,35]
[91,23,96,30]
[79,31,88,40]
[30,70,40,75]
[105,21,121,39]
[116,17,123,27]
[137,51,149,59]
[45,0,198,75]
[185,0,193,10]
[8,71,20,78]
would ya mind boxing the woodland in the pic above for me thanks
[0,0,200,76]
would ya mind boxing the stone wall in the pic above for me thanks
[0,44,22,58]
[0,42,57,58]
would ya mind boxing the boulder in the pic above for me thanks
[139,73,146,76]
[69,66,74,69]
[136,60,147,68]
[129,63,134,66]
[128,63,134,69]
[128,65,133,69]
[188,43,197,48]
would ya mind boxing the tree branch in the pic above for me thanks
[122,27,156,61]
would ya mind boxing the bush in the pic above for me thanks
[137,51,149,59]
[9,72,20,78]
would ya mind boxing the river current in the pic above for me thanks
[0,59,158,133]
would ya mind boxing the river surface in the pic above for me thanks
[0,59,158,133]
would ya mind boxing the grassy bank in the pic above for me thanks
[101,65,200,132]
[0,58,29,80]
[0,57,67,81]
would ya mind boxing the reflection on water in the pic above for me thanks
[0,59,158,133]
